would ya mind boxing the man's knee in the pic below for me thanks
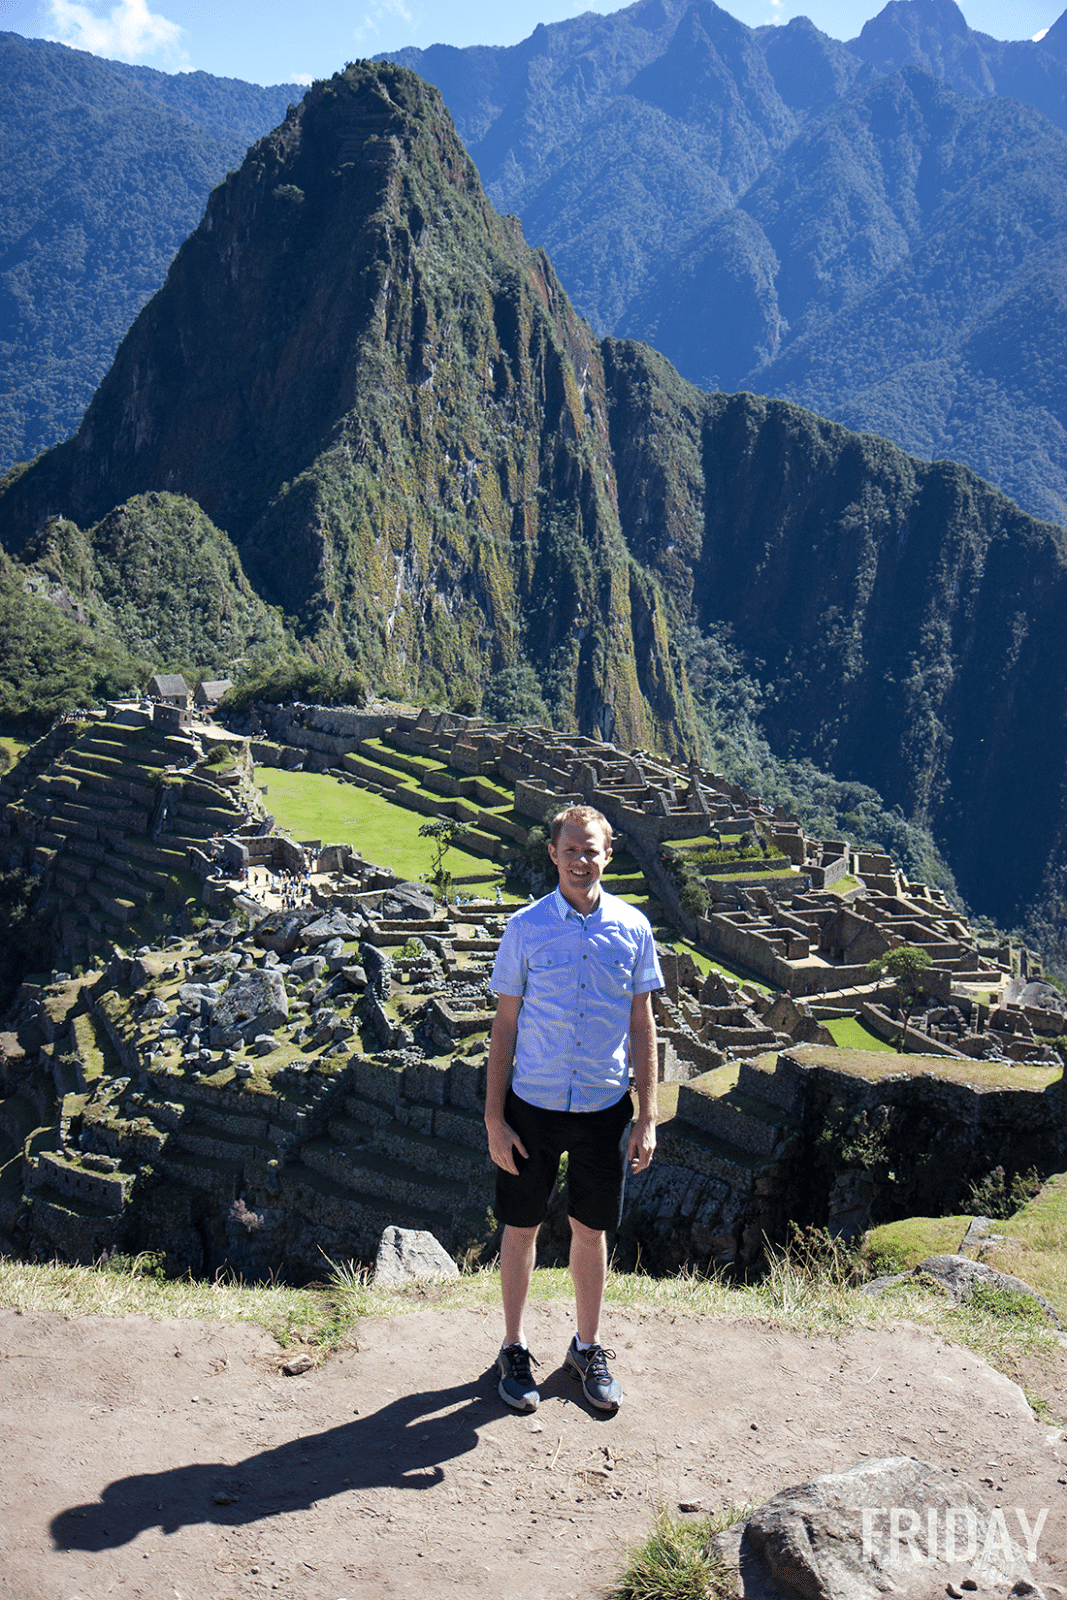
[503,1222,540,1249]
[568,1216,606,1246]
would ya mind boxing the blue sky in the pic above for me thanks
[0,0,1056,86]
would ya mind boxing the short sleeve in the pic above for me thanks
[489,917,525,997]
[633,924,665,993]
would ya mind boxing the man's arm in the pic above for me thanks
[627,990,658,1172]
[484,993,528,1175]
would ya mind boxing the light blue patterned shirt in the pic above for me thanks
[490,886,664,1112]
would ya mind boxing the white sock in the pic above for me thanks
[576,1336,596,1352]
[503,1339,527,1351]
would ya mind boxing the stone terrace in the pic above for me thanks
[0,706,263,966]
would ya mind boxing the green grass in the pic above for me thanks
[824,1015,897,1052]
[784,1042,1063,1092]
[608,1503,742,1600]
[255,767,519,891]
[0,735,30,773]
[865,1215,973,1272]
[979,1172,1067,1320]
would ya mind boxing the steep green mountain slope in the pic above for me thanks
[0,32,302,473]
[384,0,1067,524]
[1,60,1065,966]
[0,490,290,722]
[0,63,691,754]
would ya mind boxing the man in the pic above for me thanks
[484,804,662,1413]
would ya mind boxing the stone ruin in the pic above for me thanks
[1,843,1064,1284]
[0,700,1064,1282]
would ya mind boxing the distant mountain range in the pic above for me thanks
[384,0,1067,525]
[0,31,302,474]
[3,3,1067,522]
[3,61,1067,975]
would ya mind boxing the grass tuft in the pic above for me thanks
[608,1503,746,1600]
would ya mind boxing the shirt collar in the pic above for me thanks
[552,884,602,924]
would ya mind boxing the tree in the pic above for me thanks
[865,945,934,1052]
[418,818,470,900]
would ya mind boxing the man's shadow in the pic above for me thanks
[51,1363,596,1552]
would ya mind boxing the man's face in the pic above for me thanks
[548,818,612,912]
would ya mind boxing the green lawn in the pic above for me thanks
[825,1015,898,1052]
[256,767,520,892]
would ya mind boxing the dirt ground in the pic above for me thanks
[1,1300,1066,1600]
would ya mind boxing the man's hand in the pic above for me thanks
[485,1116,528,1176]
[627,1114,656,1174]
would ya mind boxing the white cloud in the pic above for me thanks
[291,72,314,86]
[353,0,416,46]
[1033,26,1049,39]
[47,0,182,61]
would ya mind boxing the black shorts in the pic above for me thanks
[494,1088,633,1233]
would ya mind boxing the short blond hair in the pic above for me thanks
[549,805,612,850]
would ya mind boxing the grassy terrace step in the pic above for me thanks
[26,1184,124,1223]
[373,1118,487,1182]
[158,1148,239,1203]
[59,800,149,831]
[433,1103,490,1151]
[85,883,137,924]
[171,1116,270,1163]
[97,868,151,903]
[0,1126,27,1231]
[675,1085,794,1158]
[167,818,229,841]
[122,837,190,870]
[299,1138,469,1210]
[339,1091,398,1130]
[277,1160,449,1244]
[326,1112,377,1148]
[60,752,164,793]
[735,1056,805,1113]
[654,1116,769,1186]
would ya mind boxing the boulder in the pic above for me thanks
[388,881,436,919]
[915,1255,1061,1327]
[211,969,289,1042]
[176,982,222,1017]
[373,1226,459,1288]
[717,1457,1036,1599]
[290,953,327,982]
[254,908,318,953]
[302,910,363,946]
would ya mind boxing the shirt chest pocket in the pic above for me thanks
[526,950,574,988]
[589,954,633,1001]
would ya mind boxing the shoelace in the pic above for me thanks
[504,1345,538,1383]
[584,1345,616,1381]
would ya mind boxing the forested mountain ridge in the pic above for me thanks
[0,31,303,473]
[384,0,1067,525]
[2,61,1067,967]
[4,2,1067,519]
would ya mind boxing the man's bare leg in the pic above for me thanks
[568,1215,607,1345]
[501,1222,539,1346]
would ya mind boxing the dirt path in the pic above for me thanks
[1,1301,1065,1600]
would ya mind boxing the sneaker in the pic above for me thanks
[497,1343,540,1412]
[564,1337,622,1410]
